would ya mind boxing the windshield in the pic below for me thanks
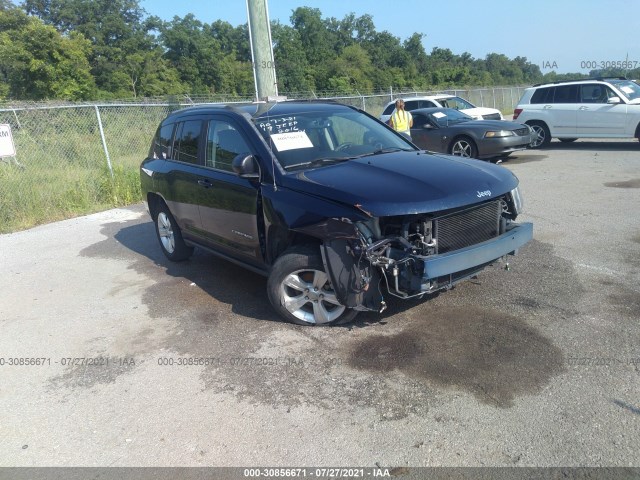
[611,80,640,101]
[439,96,475,110]
[428,109,473,127]
[253,109,415,170]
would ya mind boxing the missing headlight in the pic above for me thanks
[510,186,524,215]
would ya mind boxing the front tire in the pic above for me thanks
[154,202,194,261]
[449,136,478,158]
[267,246,358,326]
[527,121,551,148]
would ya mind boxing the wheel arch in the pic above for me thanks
[265,225,321,266]
[146,192,165,220]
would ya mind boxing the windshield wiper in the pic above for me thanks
[285,156,354,170]
[373,147,414,154]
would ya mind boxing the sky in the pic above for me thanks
[140,0,640,75]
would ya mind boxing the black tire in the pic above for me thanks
[449,136,478,158]
[559,138,577,143]
[154,202,194,261]
[527,121,551,148]
[267,245,358,326]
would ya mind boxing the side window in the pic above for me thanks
[552,85,578,103]
[382,104,395,115]
[404,101,418,111]
[604,86,618,101]
[412,113,428,127]
[531,87,552,104]
[580,84,608,103]
[205,120,251,172]
[150,123,174,159]
[447,98,465,110]
[173,120,202,164]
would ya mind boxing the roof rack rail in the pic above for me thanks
[533,76,628,87]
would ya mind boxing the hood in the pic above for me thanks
[462,107,503,120]
[457,119,529,130]
[280,151,518,217]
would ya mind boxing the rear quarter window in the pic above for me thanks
[150,123,174,159]
[530,87,552,104]
[382,104,395,115]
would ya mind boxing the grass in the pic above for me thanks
[0,161,141,233]
[0,105,164,233]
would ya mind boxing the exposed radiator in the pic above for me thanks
[435,201,502,253]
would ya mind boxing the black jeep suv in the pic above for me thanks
[140,101,532,325]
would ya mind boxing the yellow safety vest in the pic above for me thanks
[392,110,411,133]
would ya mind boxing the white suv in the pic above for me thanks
[380,95,503,123]
[513,77,640,148]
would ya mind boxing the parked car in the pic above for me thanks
[140,102,532,326]
[409,107,534,160]
[513,77,640,148]
[380,94,504,123]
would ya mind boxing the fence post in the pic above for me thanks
[95,106,114,179]
[12,109,22,129]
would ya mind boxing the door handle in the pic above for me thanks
[197,179,212,188]
[543,105,552,109]
[579,106,589,110]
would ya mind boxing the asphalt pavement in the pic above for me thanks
[0,139,639,469]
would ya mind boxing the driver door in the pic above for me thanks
[410,113,440,151]
[196,115,264,265]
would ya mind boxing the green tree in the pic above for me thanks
[271,21,313,92]
[23,0,161,96]
[327,44,374,93]
[0,3,95,99]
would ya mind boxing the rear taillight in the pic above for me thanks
[513,108,523,120]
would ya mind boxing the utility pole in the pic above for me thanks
[246,0,279,101]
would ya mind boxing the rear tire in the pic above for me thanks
[154,202,194,261]
[527,121,551,148]
[267,246,358,326]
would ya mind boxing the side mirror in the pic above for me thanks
[232,154,260,179]
[607,96,621,104]
[423,123,435,129]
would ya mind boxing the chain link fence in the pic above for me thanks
[0,86,528,233]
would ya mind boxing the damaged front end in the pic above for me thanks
[299,190,533,313]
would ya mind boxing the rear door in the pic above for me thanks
[546,85,579,136]
[163,118,206,237]
[196,115,263,264]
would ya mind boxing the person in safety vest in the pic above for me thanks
[388,99,413,139]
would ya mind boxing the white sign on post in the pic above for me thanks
[0,124,17,157]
